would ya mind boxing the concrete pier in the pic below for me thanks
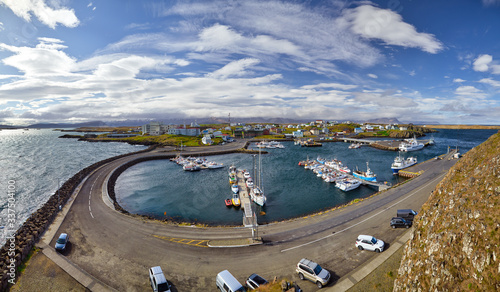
[236,170,257,227]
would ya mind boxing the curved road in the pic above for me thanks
[49,141,457,291]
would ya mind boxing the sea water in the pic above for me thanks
[115,129,498,225]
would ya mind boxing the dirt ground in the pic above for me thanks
[10,249,88,292]
[347,245,404,292]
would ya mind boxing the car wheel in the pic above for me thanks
[406,225,410,229]
[392,225,396,229]
[375,249,381,253]
[316,281,323,288]
[358,245,363,250]
[299,273,304,280]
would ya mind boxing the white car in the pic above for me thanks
[355,235,385,253]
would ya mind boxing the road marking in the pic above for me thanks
[88,172,103,219]
[152,235,209,248]
[280,174,444,253]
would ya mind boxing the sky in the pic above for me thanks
[0,0,500,126]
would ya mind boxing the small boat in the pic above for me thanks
[348,143,361,149]
[399,137,424,152]
[183,163,201,171]
[335,178,362,191]
[243,171,251,179]
[231,184,239,194]
[225,198,233,207]
[246,177,254,188]
[391,153,417,174]
[205,161,224,169]
[232,193,241,207]
[250,186,266,206]
[353,162,377,182]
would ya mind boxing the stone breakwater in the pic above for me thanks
[0,145,156,291]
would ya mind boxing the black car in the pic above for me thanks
[246,273,268,290]
[390,217,412,228]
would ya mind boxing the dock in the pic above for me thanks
[236,170,257,227]
[397,148,459,178]
[339,137,433,151]
[324,164,391,191]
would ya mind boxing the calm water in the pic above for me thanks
[0,129,147,244]
[115,129,498,225]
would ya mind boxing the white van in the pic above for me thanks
[149,266,171,292]
[216,270,246,292]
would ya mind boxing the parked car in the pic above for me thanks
[149,266,171,292]
[216,270,246,292]
[390,217,412,228]
[295,258,330,288]
[246,273,268,290]
[55,233,69,251]
[355,235,385,253]
[396,209,418,221]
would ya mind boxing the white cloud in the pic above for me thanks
[368,73,378,79]
[0,0,80,29]
[0,21,4,31]
[343,5,443,54]
[455,85,485,98]
[208,58,260,79]
[482,0,500,6]
[453,78,466,83]
[479,78,500,87]
[473,54,492,72]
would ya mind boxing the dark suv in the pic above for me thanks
[390,217,412,228]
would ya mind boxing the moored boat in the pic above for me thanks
[399,137,424,152]
[225,198,233,207]
[250,186,266,206]
[231,184,239,194]
[391,153,417,174]
[353,162,377,182]
[232,193,241,207]
[335,178,362,191]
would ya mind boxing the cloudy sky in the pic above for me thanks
[0,0,499,125]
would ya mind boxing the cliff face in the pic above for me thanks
[394,132,500,291]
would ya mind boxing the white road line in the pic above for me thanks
[280,174,444,253]
[90,212,94,219]
[88,172,102,219]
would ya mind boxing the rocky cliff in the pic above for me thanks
[394,131,500,291]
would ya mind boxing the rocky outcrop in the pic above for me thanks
[394,131,500,291]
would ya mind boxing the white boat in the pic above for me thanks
[243,171,251,179]
[399,137,424,152]
[205,161,224,169]
[391,153,417,174]
[352,162,377,182]
[249,186,266,206]
[246,178,254,188]
[231,184,239,194]
[348,143,361,149]
[335,178,362,191]
[183,163,201,171]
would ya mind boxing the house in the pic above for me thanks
[310,128,320,135]
[142,122,175,135]
[293,130,304,138]
[354,127,363,134]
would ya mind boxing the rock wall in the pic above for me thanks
[0,146,156,291]
[394,131,500,291]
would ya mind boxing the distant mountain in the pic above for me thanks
[0,124,20,129]
[27,121,108,129]
[366,117,401,124]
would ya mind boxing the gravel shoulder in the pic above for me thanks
[10,248,88,292]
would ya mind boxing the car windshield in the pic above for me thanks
[56,237,66,244]
[313,264,323,275]
[371,237,377,244]
[253,275,267,285]
[157,282,170,291]
[235,287,246,292]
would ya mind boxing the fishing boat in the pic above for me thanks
[232,193,241,207]
[335,178,362,191]
[399,137,424,152]
[353,162,377,182]
[391,153,417,174]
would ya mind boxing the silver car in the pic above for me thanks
[296,258,330,288]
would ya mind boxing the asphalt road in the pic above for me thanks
[52,141,458,291]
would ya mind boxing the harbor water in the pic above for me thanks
[115,129,498,225]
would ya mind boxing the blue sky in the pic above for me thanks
[0,0,499,125]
